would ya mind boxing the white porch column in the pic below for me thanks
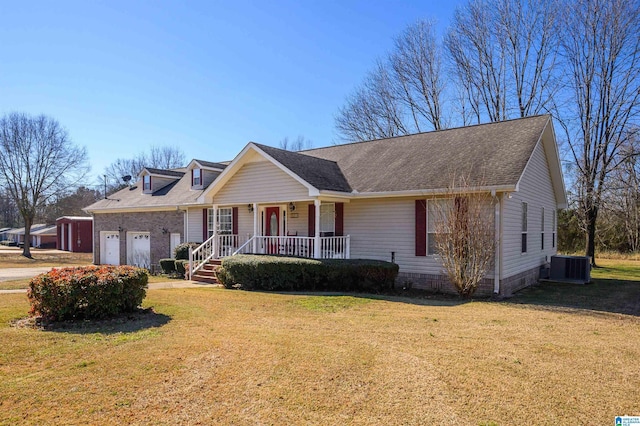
[314,199,321,259]
[212,205,218,258]
[252,203,258,253]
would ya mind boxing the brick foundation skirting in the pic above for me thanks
[396,265,541,297]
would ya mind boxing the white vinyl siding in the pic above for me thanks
[343,197,493,277]
[186,208,204,242]
[214,160,310,204]
[502,140,559,278]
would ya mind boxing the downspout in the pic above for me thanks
[494,193,501,295]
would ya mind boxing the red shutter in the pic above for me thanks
[232,207,238,235]
[308,204,315,237]
[415,200,427,256]
[202,208,208,241]
[335,203,344,236]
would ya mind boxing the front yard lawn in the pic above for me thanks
[1,263,639,425]
[0,250,92,269]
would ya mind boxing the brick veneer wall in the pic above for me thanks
[93,210,184,270]
[396,272,495,297]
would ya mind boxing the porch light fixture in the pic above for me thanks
[162,228,169,234]
[248,204,254,212]
[289,202,296,212]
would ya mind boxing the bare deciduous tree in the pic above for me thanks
[432,176,497,297]
[279,135,313,151]
[445,0,558,122]
[335,62,409,141]
[557,0,640,265]
[391,20,447,131]
[0,113,89,257]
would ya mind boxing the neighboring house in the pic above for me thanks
[84,115,566,296]
[194,114,566,296]
[31,225,58,249]
[0,228,11,241]
[6,224,48,245]
[84,160,228,269]
[56,216,93,253]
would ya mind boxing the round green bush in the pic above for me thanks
[27,265,149,321]
[173,242,201,260]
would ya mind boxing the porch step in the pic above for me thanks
[190,259,222,285]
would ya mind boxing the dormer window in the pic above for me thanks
[192,168,202,186]
[143,175,151,191]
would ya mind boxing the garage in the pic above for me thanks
[127,232,151,269]
[100,231,120,265]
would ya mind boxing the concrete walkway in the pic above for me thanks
[0,267,54,282]
[0,280,217,294]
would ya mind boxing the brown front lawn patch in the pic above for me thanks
[1,277,639,424]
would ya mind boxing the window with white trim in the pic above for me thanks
[207,208,233,238]
[521,202,528,253]
[143,175,151,191]
[541,207,545,250]
[427,199,451,255]
[320,203,335,236]
[193,168,201,186]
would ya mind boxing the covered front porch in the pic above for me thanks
[189,199,350,278]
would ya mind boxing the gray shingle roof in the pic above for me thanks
[144,168,185,178]
[253,143,352,192]
[297,115,550,193]
[194,159,228,170]
[84,170,219,211]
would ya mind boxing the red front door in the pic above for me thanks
[265,207,280,254]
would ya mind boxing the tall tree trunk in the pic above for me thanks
[22,216,32,258]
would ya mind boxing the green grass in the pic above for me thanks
[510,258,640,315]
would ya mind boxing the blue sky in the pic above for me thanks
[0,1,464,184]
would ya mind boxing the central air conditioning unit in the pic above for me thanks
[549,255,591,284]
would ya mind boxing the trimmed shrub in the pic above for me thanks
[175,259,189,277]
[173,242,200,260]
[159,258,176,274]
[217,255,399,293]
[27,265,148,321]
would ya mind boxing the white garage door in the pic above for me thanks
[127,232,150,269]
[101,232,120,265]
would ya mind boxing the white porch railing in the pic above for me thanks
[234,235,350,259]
[189,234,351,278]
[188,234,245,279]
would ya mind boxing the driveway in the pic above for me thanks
[0,267,53,282]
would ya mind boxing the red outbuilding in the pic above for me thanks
[56,216,93,253]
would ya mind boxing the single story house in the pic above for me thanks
[56,216,93,253]
[31,225,58,249]
[5,224,48,245]
[0,228,11,241]
[86,115,566,296]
